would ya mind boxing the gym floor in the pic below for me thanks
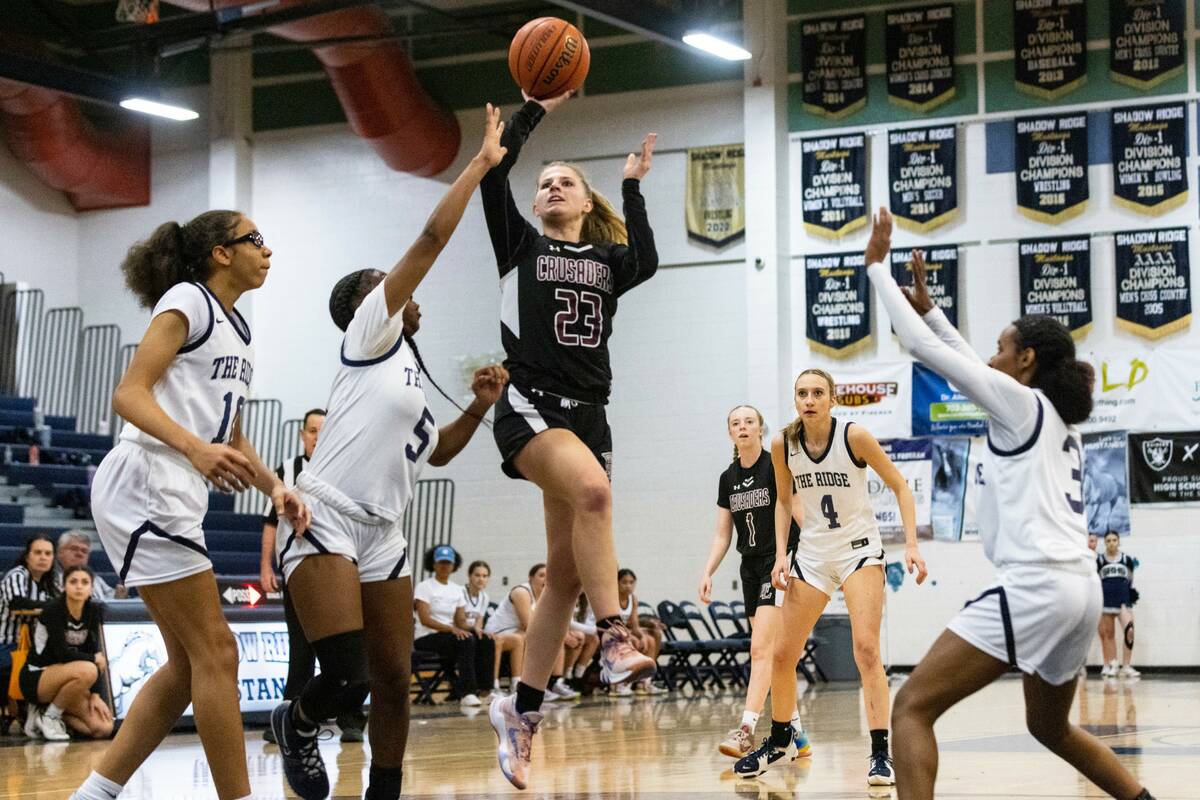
[2,675,1193,798]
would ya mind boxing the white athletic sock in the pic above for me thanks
[45,703,64,720]
[573,665,587,679]
[791,710,804,732]
[741,710,759,730]
[71,771,123,800]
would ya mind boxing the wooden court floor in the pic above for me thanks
[2,675,1194,799]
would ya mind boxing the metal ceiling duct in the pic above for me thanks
[0,77,150,211]
[166,0,461,176]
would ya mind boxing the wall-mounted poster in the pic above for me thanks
[1082,430,1131,535]
[888,125,958,232]
[911,363,987,437]
[1013,0,1087,100]
[1018,235,1093,338]
[684,144,745,247]
[870,438,933,543]
[1114,227,1192,339]
[802,14,868,118]
[1109,0,1185,89]
[1129,430,1200,505]
[890,246,959,327]
[831,362,913,439]
[1015,113,1089,223]
[805,251,872,357]
[801,134,868,238]
[886,4,956,112]
[1111,103,1188,215]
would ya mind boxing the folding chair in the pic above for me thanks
[680,600,748,687]
[411,649,450,705]
[655,600,715,691]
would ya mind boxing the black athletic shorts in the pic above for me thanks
[18,664,42,703]
[740,553,784,619]
[493,382,613,480]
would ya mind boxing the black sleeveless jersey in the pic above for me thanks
[480,101,659,404]
[717,449,801,558]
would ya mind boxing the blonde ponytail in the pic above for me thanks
[545,161,628,245]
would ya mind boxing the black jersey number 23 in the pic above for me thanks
[554,289,603,348]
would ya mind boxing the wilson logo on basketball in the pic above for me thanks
[837,382,899,407]
[541,37,580,85]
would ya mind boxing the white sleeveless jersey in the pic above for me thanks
[786,418,880,559]
[977,391,1093,572]
[462,588,490,628]
[306,283,438,523]
[485,583,534,633]
[121,282,254,450]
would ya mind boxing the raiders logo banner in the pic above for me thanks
[1129,431,1200,505]
[1114,227,1192,339]
[684,144,746,248]
[1018,236,1092,338]
[1110,0,1185,89]
[886,4,956,112]
[802,14,868,119]
[888,125,957,232]
[890,246,959,327]
[805,251,872,357]
[1013,0,1087,100]
[1111,103,1188,215]
[1015,113,1089,224]
[802,134,868,239]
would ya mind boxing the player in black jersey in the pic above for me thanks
[482,90,659,790]
[700,405,811,761]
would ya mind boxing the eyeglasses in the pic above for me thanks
[221,230,265,250]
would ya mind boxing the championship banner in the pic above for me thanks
[685,144,746,247]
[830,362,912,439]
[801,134,868,238]
[886,4,956,112]
[888,125,958,232]
[890,246,959,327]
[1111,103,1188,215]
[801,14,868,119]
[1015,113,1089,223]
[105,621,295,719]
[911,362,987,436]
[1013,0,1088,100]
[804,251,872,357]
[1018,235,1093,338]
[1114,227,1192,339]
[1129,430,1200,505]
[870,438,933,543]
[1109,0,1185,89]
[1081,349,1200,433]
[1083,430,1131,535]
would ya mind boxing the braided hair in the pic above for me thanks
[1011,315,1093,425]
[328,269,488,426]
[121,210,241,308]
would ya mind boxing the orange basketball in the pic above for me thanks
[508,17,590,100]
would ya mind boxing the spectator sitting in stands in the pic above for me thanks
[567,595,601,689]
[484,563,541,697]
[2,535,59,723]
[413,545,488,707]
[19,564,113,741]
[615,568,663,696]
[458,560,496,700]
[54,530,127,600]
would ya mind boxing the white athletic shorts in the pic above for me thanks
[91,441,213,588]
[276,472,411,584]
[789,543,886,598]
[948,565,1102,686]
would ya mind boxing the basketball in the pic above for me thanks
[508,17,590,100]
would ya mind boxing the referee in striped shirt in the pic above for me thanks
[259,409,366,743]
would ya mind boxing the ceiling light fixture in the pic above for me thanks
[682,32,751,61]
[119,97,199,121]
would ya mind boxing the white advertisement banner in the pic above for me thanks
[1081,349,1200,433]
[830,362,913,439]
[105,621,294,719]
[869,438,932,543]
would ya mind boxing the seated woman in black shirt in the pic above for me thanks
[20,565,112,740]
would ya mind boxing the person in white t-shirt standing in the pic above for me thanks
[414,546,487,707]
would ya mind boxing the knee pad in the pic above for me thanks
[304,630,371,722]
[1123,622,1135,651]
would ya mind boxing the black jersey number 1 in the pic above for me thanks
[553,288,603,348]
